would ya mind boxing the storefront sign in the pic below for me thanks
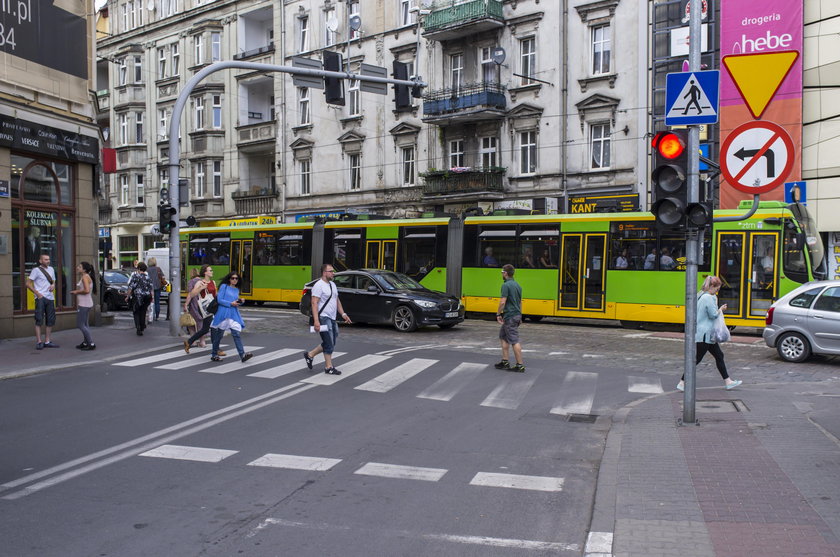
[568,194,640,214]
[294,212,345,222]
[25,209,56,227]
[0,115,98,164]
[0,179,8,197]
[98,227,110,238]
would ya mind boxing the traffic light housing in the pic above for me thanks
[159,204,177,234]
[393,61,411,110]
[323,51,345,106]
[651,130,688,230]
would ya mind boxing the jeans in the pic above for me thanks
[682,342,729,381]
[153,289,161,319]
[318,316,339,354]
[77,306,93,344]
[188,316,213,346]
[211,327,244,358]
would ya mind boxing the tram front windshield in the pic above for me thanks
[789,203,825,279]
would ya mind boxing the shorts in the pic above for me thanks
[34,297,56,327]
[499,315,521,344]
[319,316,339,354]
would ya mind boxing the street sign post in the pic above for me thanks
[720,120,795,194]
[665,70,720,126]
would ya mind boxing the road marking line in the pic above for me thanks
[248,352,346,379]
[480,369,541,409]
[139,444,238,463]
[417,362,486,401]
[628,375,664,394]
[354,462,447,482]
[199,348,296,374]
[248,453,342,471]
[469,472,564,492]
[354,358,437,393]
[548,351,568,355]
[550,371,598,416]
[585,531,614,555]
[426,533,577,551]
[113,345,230,367]
[301,354,390,385]
[376,344,444,356]
[155,346,263,370]
[0,382,316,500]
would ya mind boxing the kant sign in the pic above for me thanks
[0,0,87,79]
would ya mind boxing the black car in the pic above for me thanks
[101,269,131,311]
[300,269,465,332]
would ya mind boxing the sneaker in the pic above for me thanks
[303,351,314,370]
[76,342,88,350]
[35,342,44,350]
[324,367,341,375]
[210,355,222,362]
[241,353,253,363]
[43,342,59,348]
[82,344,96,351]
[494,360,511,370]
[676,382,685,392]
[509,364,526,373]
[725,379,742,390]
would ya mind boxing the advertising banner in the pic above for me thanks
[719,0,803,208]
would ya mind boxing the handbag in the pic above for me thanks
[179,312,196,328]
[713,311,731,343]
[198,293,217,317]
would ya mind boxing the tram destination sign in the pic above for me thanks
[568,194,640,214]
[0,115,98,164]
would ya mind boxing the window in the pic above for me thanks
[299,158,311,195]
[158,108,169,139]
[121,3,128,32]
[349,154,361,191]
[592,25,611,75]
[481,47,498,83]
[400,0,416,26]
[120,174,130,206]
[135,174,145,205]
[297,16,309,52]
[135,111,144,143]
[212,160,222,197]
[298,87,310,125]
[193,96,205,130]
[520,37,536,85]
[134,56,142,83]
[254,230,313,266]
[194,34,204,65]
[158,47,167,79]
[450,53,464,92]
[128,0,136,29]
[478,225,517,268]
[324,7,336,46]
[187,233,231,266]
[480,136,497,168]
[349,0,360,39]
[211,32,221,62]
[118,58,127,86]
[590,123,610,169]
[449,139,464,168]
[401,146,415,186]
[608,222,696,271]
[348,79,360,116]
[212,94,222,128]
[790,287,822,309]
[194,162,205,198]
[171,43,180,75]
[160,0,175,18]
[118,113,128,145]
[520,131,536,174]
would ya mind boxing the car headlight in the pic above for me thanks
[413,299,437,308]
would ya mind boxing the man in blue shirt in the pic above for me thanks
[495,264,525,372]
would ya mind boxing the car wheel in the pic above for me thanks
[393,305,418,332]
[776,332,811,363]
[437,323,456,329]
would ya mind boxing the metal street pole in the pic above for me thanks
[682,0,702,424]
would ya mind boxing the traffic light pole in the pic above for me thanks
[166,61,426,336]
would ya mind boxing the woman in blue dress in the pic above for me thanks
[209,272,253,363]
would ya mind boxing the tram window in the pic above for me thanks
[333,229,363,271]
[254,232,277,265]
[462,226,479,267]
[401,227,437,279]
[254,231,310,265]
[658,234,686,271]
[479,226,516,267]
[609,222,657,270]
[519,225,559,269]
[188,234,230,265]
[814,287,840,313]
[783,226,808,283]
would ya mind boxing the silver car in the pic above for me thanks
[763,280,840,362]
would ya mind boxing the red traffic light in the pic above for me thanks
[652,131,685,160]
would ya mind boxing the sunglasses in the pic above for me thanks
[230,276,239,280]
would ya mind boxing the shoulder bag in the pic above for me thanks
[198,282,218,318]
[308,285,333,327]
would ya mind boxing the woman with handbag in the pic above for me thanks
[677,275,742,392]
[125,262,153,336]
[209,272,252,363]
[183,265,224,355]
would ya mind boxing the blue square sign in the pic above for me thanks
[665,70,720,126]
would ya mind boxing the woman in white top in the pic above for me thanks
[71,261,96,350]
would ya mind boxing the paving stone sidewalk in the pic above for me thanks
[592,385,840,557]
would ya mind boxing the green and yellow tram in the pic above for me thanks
[179,201,823,328]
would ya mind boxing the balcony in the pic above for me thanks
[421,167,505,198]
[422,82,506,124]
[233,42,274,61]
[236,121,275,153]
[232,184,278,215]
[423,0,505,41]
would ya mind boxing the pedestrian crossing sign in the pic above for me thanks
[665,70,719,126]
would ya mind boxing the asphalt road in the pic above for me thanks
[1,306,838,556]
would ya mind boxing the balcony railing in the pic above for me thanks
[421,168,505,196]
[233,184,277,215]
[423,0,504,40]
[233,42,275,61]
[423,82,506,120]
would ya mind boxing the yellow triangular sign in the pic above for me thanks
[722,51,799,119]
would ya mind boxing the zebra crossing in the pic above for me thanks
[109,343,668,416]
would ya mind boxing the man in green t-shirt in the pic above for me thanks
[495,264,525,372]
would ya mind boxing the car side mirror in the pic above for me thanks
[367,285,379,293]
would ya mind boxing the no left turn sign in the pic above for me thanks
[720,121,795,194]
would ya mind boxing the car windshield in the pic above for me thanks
[373,272,425,291]
[105,271,129,284]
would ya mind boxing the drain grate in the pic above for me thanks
[568,413,599,423]
[695,400,749,413]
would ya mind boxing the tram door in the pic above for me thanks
[230,239,253,295]
[365,240,397,270]
[558,233,607,312]
[715,232,778,319]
